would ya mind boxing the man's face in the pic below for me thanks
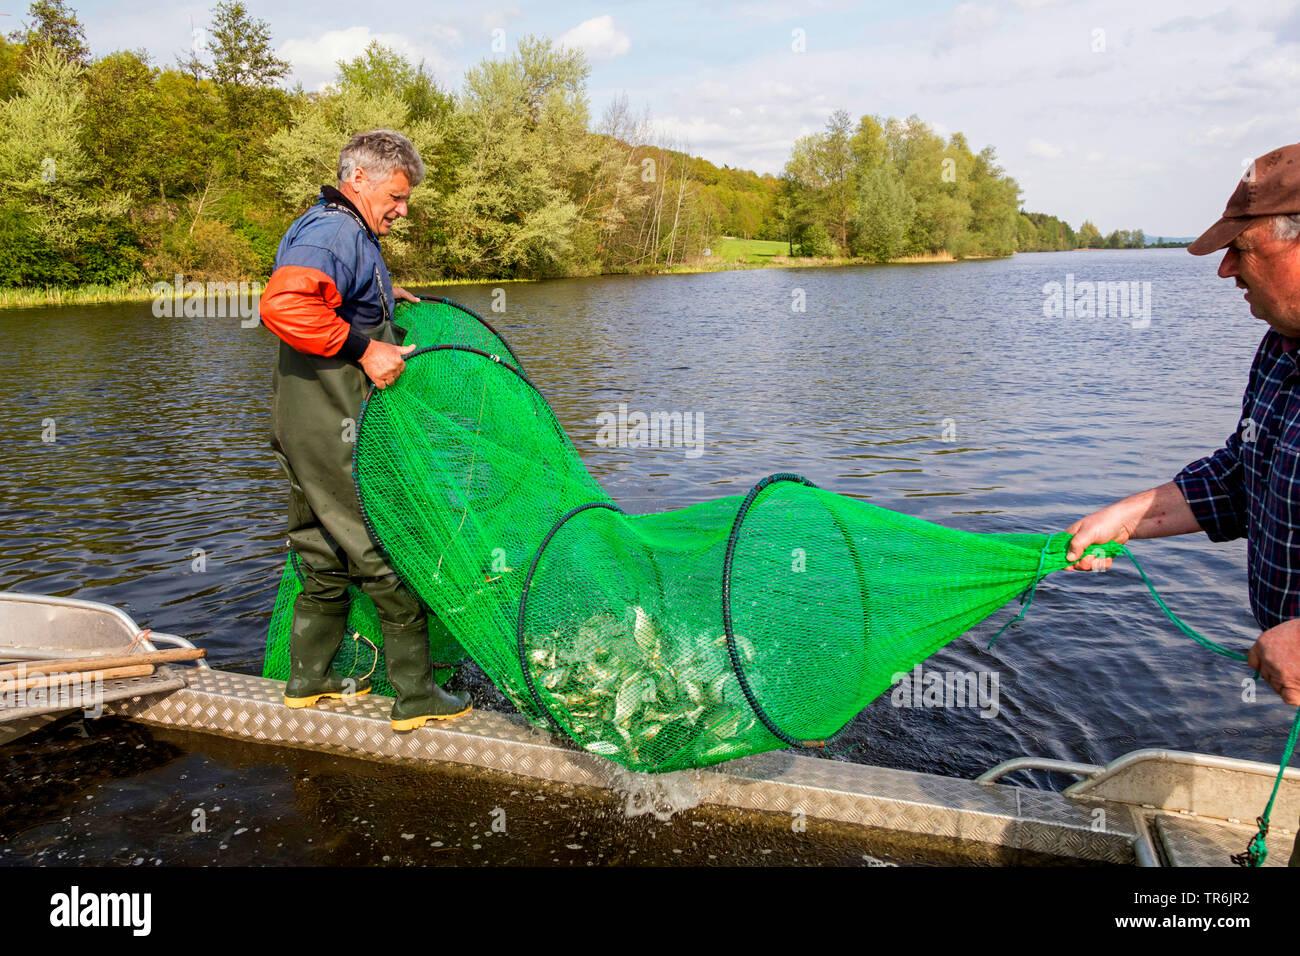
[343,167,411,237]
[1218,218,1300,337]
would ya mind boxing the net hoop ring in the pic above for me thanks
[515,501,624,730]
[721,472,855,750]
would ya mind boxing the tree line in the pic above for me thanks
[0,0,1158,292]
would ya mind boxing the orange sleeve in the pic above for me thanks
[260,265,363,358]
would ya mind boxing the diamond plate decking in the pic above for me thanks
[1153,812,1294,868]
[103,668,1141,864]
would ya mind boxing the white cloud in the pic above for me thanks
[279,25,457,91]
[1188,118,1266,148]
[935,2,999,52]
[557,15,630,62]
[1028,139,1063,159]
[428,25,465,47]
[481,8,522,32]
[954,2,999,30]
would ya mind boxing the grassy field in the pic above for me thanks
[710,237,791,264]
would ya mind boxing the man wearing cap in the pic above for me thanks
[1064,144,1300,865]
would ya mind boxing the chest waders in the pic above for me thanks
[270,319,471,728]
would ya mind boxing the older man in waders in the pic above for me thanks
[1065,143,1300,864]
[259,129,471,731]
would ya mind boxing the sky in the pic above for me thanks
[25,0,1300,237]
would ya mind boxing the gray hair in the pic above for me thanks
[1272,213,1300,241]
[337,129,425,188]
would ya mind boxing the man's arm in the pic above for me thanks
[260,265,371,359]
[260,264,414,389]
[1067,336,1270,570]
[1064,481,1204,570]
[1066,401,1252,570]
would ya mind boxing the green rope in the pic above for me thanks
[1231,708,1300,867]
[1117,545,1248,662]
[987,539,1052,649]
[1105,544,1298,867]
[992,539,1297,867]
[1112,546,1298,867]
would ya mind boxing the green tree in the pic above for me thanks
[81,50,157,198]
[0,37,26,100]
[849,114,887,174]
[1077,219,1102,248]
[782,111,856,254]
[0,41,137,286]
[888,116,971,255]
[1017,213,1038,251]
[190,1,289,96]
[8,0,88,64]
[0,42,120,248]
[798,222,836,257]
[184,1,290,173]
[335,40,452,126]
[965,146,1020,256]
[569,93,650,268]
[852,162,914,262]
[433,36,587,276]
[150,69,225,201]
[783,135,831,254]
[821,109,855,251]
[773,173,798,254]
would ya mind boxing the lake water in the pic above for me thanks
[0,248,1291,862]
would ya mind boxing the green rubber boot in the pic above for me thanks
[384,619,471,731]
[284,601,373,707]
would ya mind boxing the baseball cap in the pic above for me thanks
[1189,143,1300,255]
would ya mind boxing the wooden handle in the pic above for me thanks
[8,664,155,692]
[0,647,204,677]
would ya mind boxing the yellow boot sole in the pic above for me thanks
[284,687,372,708]
[391,703,472,731]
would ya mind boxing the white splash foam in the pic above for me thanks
[608,766,717,821]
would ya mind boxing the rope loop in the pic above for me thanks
[983,538,1296,867]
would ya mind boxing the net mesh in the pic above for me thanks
[264,297,1119,772]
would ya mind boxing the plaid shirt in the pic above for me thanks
[1175,328,1300,630]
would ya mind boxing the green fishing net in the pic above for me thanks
[265,297,1120,772]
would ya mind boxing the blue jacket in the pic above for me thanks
[260,185,395,360]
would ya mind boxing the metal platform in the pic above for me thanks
[103,666,1145,863]
[6,589,1298,866]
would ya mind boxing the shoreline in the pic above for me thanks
[0,247,1184,311]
